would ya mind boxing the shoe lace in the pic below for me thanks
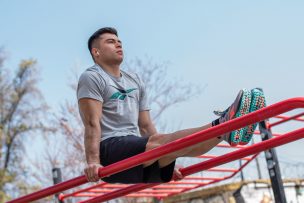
[213,109,226,117]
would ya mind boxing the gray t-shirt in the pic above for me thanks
[77,64,150,141]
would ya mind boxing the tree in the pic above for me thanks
[0,49,51,202]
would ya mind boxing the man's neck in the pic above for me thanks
[96,62,121,78]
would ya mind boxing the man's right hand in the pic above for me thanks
[84,163,103,182]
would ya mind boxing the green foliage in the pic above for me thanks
[0,50,50,201]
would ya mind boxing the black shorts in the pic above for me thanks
[100,135,175,184]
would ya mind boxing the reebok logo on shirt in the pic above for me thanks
[110,86,137,100]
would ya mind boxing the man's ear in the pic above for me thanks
[92,48,100,57]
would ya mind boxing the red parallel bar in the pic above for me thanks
[77,184,192,190]
[71,162,244,200]
[82,127,304,203]
[180,128,304,176]
[152,185,194,189]
[8,97,304,203]
[87,184,128,189]
[162,181,202,185]
[184,176,225,181]
[103,184,129,188]
[140,189,182,193]
[275,113,304,121]
[216,144,246,148]
[77,184,158,203]
[166,153,260,198]
[198,154,252,161]
[253,130,282,136]
[270,112,304,128]
[88,189,121,193]
[60,182,107,200]
[83,155,254,199]
[165,153,259,198]
[126,193,167,198]
[95,98,304,180]
[79,163,230,200]
[68,184,193,201]
[75,192,167,198]
[89,188,182,193]
[207,168,238,172]
[69,175,219,197]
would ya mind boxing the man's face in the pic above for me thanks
[94,33,123,64]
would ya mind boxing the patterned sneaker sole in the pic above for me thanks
[239,89,266,145]
[229,89,251,146]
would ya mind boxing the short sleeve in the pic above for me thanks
[77,71,105,102]
[136,74,150,111]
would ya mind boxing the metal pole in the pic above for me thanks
[255,156,262,179]
[52,168,64,203]
[252,139,263,179]
[259,120,287,203]
[239,160,244,181]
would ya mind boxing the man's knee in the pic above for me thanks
[146,134,167,151]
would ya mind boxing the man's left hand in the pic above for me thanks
[173,167,184,181]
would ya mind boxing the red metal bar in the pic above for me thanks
[275,113,304,122]
[206,167,238,172]
[254,130,282,136]
[198,154,252,161]
[59,183,107,200]
[80,128,303,203]
[125,194,167,198]
[152,185,194,189]
[93,184,127,189]
[96,98,304,179]
[166,153,260,198]
[75,192,168,198]
[14,176,87,203]
[88,188,182,194]
[181,128,304,176]
[270,112,304,128]
[161,181,202,185]
[164,153,259,197]
[216,144,246,148]
[64,161,242,199]
[77,184,158,203]
[62,181,202,200]
[184,176,225,181]
[8,97,304,203]
[140,189,182,193]
[71,113,303,200]
[71,150,248,199]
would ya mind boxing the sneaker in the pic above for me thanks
[239,88,266,145]
[215,89,252,146]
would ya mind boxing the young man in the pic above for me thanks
[77,27,265,183]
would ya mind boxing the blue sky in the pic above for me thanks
[1,0,303,178]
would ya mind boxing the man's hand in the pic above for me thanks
[84,163,103,182]
[173,167,184,181]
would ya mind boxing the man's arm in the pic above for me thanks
[79,98,102,182]
[138,110,157,137]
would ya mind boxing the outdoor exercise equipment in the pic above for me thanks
[8,97,304,203]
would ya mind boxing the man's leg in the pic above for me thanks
[144,89,249,168]
[144,123,220,167]
[144,88,265,168]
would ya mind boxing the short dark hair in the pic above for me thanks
[88,27,118,52]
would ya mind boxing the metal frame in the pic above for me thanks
[7,97,304,203]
